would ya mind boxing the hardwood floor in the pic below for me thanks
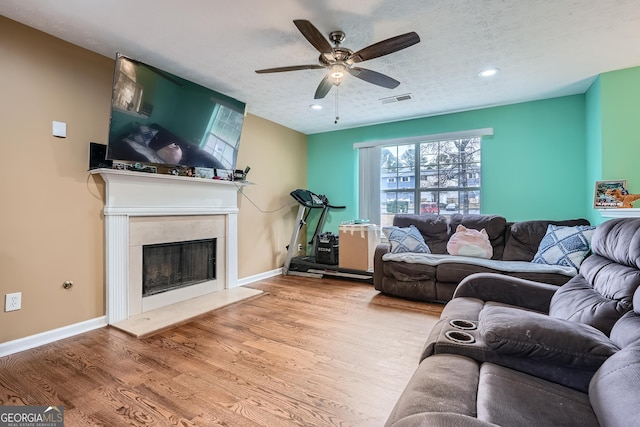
[0,275,442,426]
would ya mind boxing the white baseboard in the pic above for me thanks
[0,316,107,358]
[0,270,282,358]
[236,267,282,287]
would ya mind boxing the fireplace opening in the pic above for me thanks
[142,238,216,297]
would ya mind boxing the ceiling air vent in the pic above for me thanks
[380,93,413,104]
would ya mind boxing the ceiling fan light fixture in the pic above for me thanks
[329,63,346,80]
[479,68,499,78]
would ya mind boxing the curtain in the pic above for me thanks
[358,145,381,224]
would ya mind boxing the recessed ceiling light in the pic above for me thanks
[478,68,499,77]
[309,104,323,110]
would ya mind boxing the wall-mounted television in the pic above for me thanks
[106,54,246,171]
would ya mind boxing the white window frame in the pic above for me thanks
[355,128,493,225]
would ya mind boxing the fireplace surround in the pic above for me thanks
[91,168,245,324]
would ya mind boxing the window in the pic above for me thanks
[380,137,481,225]
[356,128,490,227]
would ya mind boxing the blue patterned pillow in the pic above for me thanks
[532,225,596,269]
[383,225,431,254]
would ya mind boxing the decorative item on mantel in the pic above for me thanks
[595,179,640,219]
[593,180,640,208]
[607,188,640,208]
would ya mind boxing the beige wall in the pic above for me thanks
[236,114,307,278]
[0,17,307,344]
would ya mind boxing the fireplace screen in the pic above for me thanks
[142,238,216,296]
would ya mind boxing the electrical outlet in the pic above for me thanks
[297,243,303,252]
[5,292,21,312]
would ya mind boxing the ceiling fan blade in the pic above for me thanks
[347,32,420,64]
[314,75,334,99]
[255,65,325,73]
[348,67,400,89]
[293,19,333,54]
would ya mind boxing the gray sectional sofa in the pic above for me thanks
[385,217,640,427]
[374,213,591,303]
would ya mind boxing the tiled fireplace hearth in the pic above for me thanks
[91,169,244,324]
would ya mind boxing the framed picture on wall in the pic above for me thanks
[594,180,627,208]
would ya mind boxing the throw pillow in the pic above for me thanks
[446,225,493,259]
[383,225,431,254]
[532,224,596,269]
[479,305,618,370]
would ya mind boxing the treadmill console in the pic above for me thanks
[290,189,327,208]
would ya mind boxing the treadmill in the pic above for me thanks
[283,189,373,282]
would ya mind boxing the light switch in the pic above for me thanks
[52,121,67,138]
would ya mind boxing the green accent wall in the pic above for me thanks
[600,67,640,192]
[584,66,640,224]
[308,95,588,234]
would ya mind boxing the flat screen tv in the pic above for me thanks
[106,54,246,171]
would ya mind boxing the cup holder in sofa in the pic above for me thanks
[444,330,476,344]
[449,319,477,330]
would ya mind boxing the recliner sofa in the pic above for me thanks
[385,217,640,426]
[374,214,590,303]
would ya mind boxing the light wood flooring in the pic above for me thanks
[0,275,442,426]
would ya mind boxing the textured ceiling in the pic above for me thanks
[2,0,640,135]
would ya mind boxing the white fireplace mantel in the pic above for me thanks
[91,168,246,324]
[92,168,245,215]
[598,208,640,218]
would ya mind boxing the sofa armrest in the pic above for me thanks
[453,273,559,313]
[480,306,618,369]
[373,243,391,289]
[389,413,499,427]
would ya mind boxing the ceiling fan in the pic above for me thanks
[255,20,420,99]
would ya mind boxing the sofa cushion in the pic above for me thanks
[379,276,439,302]
[479,306,618,370]
[589,342,640,427]
[547,219,640,335]
[477,363,599,427]
[384,225,431,254]
[393,214,449,254]
[610,293,640,348]
[549,254,640,335]
[384,354,480,427]
[383,258,437,282]
[589,217,640,269]
[436,261,574,287]
[532,225,596,269]
[389,413,499,427]
[502,218,591,261]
